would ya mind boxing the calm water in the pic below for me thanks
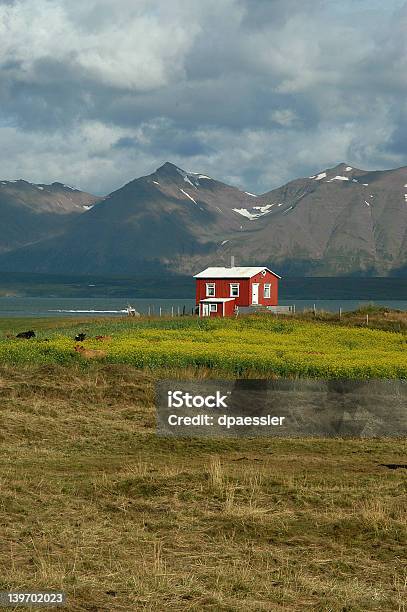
[0,296,406,318]
[0,297,196,318]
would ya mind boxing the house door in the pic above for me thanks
[201,304,210,317]
[252,283,259,305]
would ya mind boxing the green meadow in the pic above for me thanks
[0,312,406,378]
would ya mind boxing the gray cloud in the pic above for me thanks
[0,0,406,195]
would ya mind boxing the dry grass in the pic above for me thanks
[0,364,405,611]
[296,306,407,332]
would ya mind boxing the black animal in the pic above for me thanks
[16,330,35,339]
[75,333,86,342]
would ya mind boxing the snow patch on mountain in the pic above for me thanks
[189,172,212,180]
[176,167,201,189]
[314,172,327,181]
[233,208,259,220]
[245,191,258,197]
[179,188,198,204]
[184,176,196,188]
[233,203,274,220]
[327,176,349,182]
[253,204,274,213]
[179,188,205,210]
[345,167,353,171]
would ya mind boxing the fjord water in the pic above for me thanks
[0,296,406,318]
[0,297,196,318]
[0,276,406,317]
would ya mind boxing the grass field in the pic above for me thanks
[0,310,406,378]
[0,312,406,610]
[0,364,406,611]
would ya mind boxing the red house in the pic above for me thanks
[194,264,281,317]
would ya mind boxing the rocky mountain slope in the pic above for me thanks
[0,162,406,276]
[0,179,100,253]
[224,163,407,275]
[0,163,265,274]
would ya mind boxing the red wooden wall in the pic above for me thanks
[195,271,279,307]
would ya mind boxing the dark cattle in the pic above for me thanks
[16,330,35,339]
[75,333,86,342]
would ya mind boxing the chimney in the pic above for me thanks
[230,255,235,268]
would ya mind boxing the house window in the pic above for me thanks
[264,284,271,298]
[230,283,240,297]
[209,304,217,312]
[206,283,215,297]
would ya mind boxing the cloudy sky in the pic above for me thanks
[1,0,406,194]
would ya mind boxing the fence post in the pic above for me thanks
[183,305,185,316]
[177,306,180,317]
[171,306,174,318]
[148,305,151,316]
[339,307,342,320]
[366,314,369,326]
[313,303,316,316]
[159,307,162,317]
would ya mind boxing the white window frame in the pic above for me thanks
[230,283,240,297]
[206,283,215,297]
[264,283,271,299]
[209,304,217,312]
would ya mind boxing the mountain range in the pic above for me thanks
[0,161,406,277]
[0,179,100,254]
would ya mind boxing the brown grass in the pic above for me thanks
[0,364,405,611]
[74,345,107,359]
[294,307,407,332]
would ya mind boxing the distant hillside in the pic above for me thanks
[0,179,100,253]
[0,162,406,276]
[231,162,407,276]
[0,162,263,275]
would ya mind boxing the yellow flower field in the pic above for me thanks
[0,316,406,378]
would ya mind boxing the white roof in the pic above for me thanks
[200,297,236,303]
[194,266,281,279]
